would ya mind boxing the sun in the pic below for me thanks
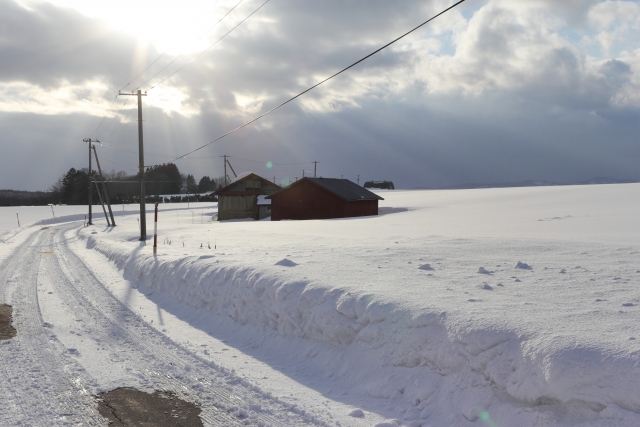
[23,0,231,55]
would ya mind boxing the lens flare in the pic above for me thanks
[478,410,498,427]
[280,178,291,187]
[266,161,273,168]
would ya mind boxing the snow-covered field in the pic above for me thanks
[1,184,639,426]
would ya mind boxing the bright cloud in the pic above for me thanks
[0,80,111,115]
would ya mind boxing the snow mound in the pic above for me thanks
[71,183,640,426]
[79,225,640,426]
[348,408,365,418]
[275,258,298,267]
[515,261,532,270]
[478,283,493,291]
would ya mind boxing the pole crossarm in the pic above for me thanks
[118,91,148,97]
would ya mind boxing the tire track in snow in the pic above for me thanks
[0,230,43,425]
[46,234,243,426]
[50,224,324,427]
[0,228,105,426]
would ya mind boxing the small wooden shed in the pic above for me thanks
[266,178,383,221]
[214,173,281,220]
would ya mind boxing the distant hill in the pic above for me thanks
[0,189,54,206]
[413,177,638,190]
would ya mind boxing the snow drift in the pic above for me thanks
[70,184,640,425]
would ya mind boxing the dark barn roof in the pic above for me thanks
[267,178,384,201]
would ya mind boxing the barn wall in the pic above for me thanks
[270,181,379,221]
[342,199,378,217]
[218,195,258,220]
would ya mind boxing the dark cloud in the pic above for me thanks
[0,0,639,191]
[0,1,154,89]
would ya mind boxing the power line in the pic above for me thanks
[163,0,467,165]
[144,0,269,92]
[101,107,136,141]
[200,0,244,41]
[120,54,165,91]
[99,156,139,173]
[95,98,130,139]
[136,0,248,91]
[90,95,119,138]
[99,143,177,159]
[89,0,227,137]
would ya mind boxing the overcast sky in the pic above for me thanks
[1,0,639,190]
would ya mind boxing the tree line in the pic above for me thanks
[48,163,226,205]
[0,190,55,206]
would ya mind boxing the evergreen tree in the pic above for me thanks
[58,168,94,204]
[198,176,213,193]
[185,174,197,193]
[145,163,182,195]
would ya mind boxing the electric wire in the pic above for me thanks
[199,0,242,40]
[119,0,225,91]
[88,0,225,139]
[95,98,130,139]
[99,143,177,159]
[135,0,247,91]
[101,107,136,141]
[99,157,139,174]
[120,54,166,91]
[90,95,119,138]
[87,0,264,161]
[160,0,467,167]
[145,0,269,92]
[120,0,228,90]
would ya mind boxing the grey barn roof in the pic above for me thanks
[268,178,384,201]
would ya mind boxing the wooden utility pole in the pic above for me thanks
[313,161,318,178]
[92,146,116,226]
[83,138,100,225]
[225,156,237,182]
[119,90,147,241]
[92,177,111,226]
[223,155,228,186]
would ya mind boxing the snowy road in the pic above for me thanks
[0,223,320,426]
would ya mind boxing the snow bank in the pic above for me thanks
[75,185,640,425]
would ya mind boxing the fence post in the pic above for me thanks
[153,203,158,255]
[16,213,20,227]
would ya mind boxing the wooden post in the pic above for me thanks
[153,203,158,254]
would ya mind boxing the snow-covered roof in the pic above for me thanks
[267,178,384,201]
[229,171,253,184]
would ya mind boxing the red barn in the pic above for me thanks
[266,178,384,221]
